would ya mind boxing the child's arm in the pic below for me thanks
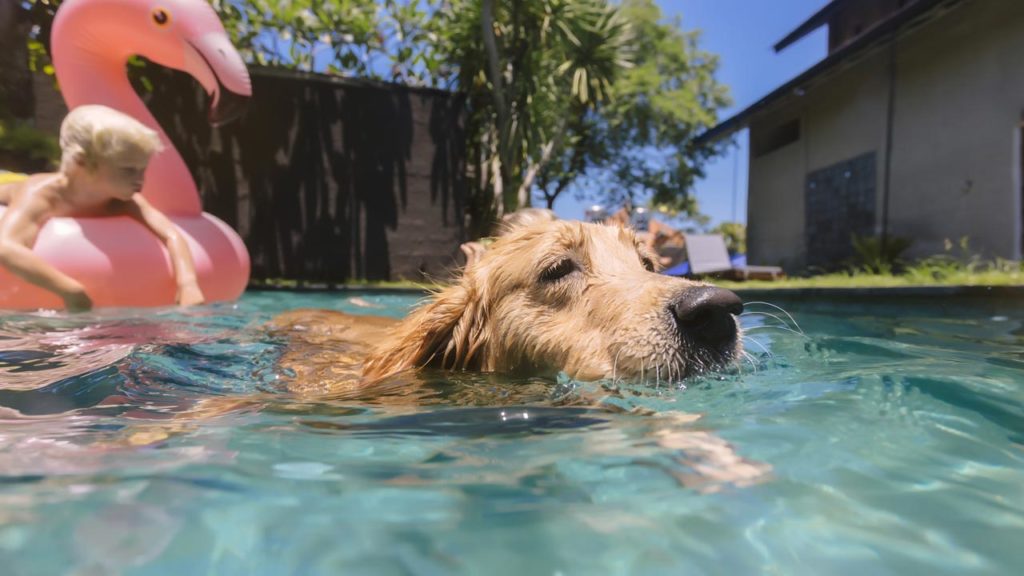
[0,185,93,311]
[120,195,205,306]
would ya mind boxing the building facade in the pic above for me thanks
[700,0,1024,271]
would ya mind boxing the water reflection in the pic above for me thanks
[0,324,132,392]
[2,294,1022,574]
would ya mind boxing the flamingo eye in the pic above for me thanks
[152,8,171,26]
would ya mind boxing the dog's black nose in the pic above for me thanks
[670,286,743,345]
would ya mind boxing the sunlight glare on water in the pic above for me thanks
[0,290,1023,575]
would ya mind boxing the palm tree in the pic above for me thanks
[434,0,632,232]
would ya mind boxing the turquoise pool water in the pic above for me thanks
[1,290,1022,575]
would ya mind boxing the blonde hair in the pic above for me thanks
[59,105,163,172]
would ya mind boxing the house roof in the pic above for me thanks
[694,0,966,147]
[773,0,845,53]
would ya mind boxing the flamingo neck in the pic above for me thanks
[52,32,202,215]
[58,52,160,135]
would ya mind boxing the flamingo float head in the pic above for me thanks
[53,0,251,126]
[52,0,254,213]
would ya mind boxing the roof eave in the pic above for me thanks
[694,0,963,148]
[773,0,844,53]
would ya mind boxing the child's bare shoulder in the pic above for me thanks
[2,174,67,212]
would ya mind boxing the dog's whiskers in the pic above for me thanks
[739,349,759,374]
[698,349,710,374]
[742,335,774,359]
[739,311,794,331]
[743,324,807,338]
[671,350,684,384]
[745,307,798,330]
[742,301,803,334]
[611,348,624,385]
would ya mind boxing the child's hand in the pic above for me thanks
[176,282,205,307]
[62,285,93,312]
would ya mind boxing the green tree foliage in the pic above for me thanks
[22,0,157,93]
[19,0,446,85]
[18,0,729,234]
[432,0,730,234]
[710,221,746,254]
[430,0,634,232]
[533,0,730,220]
[20,0,60,75]
[1,1,58,169]
[212,0,447,85]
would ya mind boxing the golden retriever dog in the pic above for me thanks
[40,219,760,491]
[260,220,765,491]
[1,219,763,492]
[270,219,744,393]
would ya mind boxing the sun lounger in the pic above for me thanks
[677,234,785,281]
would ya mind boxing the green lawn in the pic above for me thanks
[252,270,1024,292]
[715,269,1024,290]
[251,253,1024,292]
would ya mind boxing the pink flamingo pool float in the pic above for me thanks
[0,0,251,309]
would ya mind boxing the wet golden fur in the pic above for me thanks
[92,221,763,490]
[355,220,742,386]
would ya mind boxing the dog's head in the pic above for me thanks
[364,220,743,383]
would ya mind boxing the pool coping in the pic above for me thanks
[247,283,434,295]
[248,283,1024,299]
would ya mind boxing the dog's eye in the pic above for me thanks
[641,257,656,272]
[540,258,577,283]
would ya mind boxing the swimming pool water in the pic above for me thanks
[0,290,1022,575]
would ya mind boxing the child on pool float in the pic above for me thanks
[0,105,204,312]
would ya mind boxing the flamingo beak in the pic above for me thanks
[184,33,252,127]
[209,85,249,126]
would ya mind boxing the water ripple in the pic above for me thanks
[1,294,1023,574]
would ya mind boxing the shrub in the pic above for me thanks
[0,119,59,169]
[848,234,912,275]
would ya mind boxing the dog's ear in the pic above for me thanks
[362,283,489,382]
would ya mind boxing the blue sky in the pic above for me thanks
[552,0,830,226]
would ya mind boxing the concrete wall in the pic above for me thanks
[747,124,806,269]
[888,0,1024,259]
[748,47,890,270]
[747,0,1024,270]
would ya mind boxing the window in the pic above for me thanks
[805,152,878,269]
